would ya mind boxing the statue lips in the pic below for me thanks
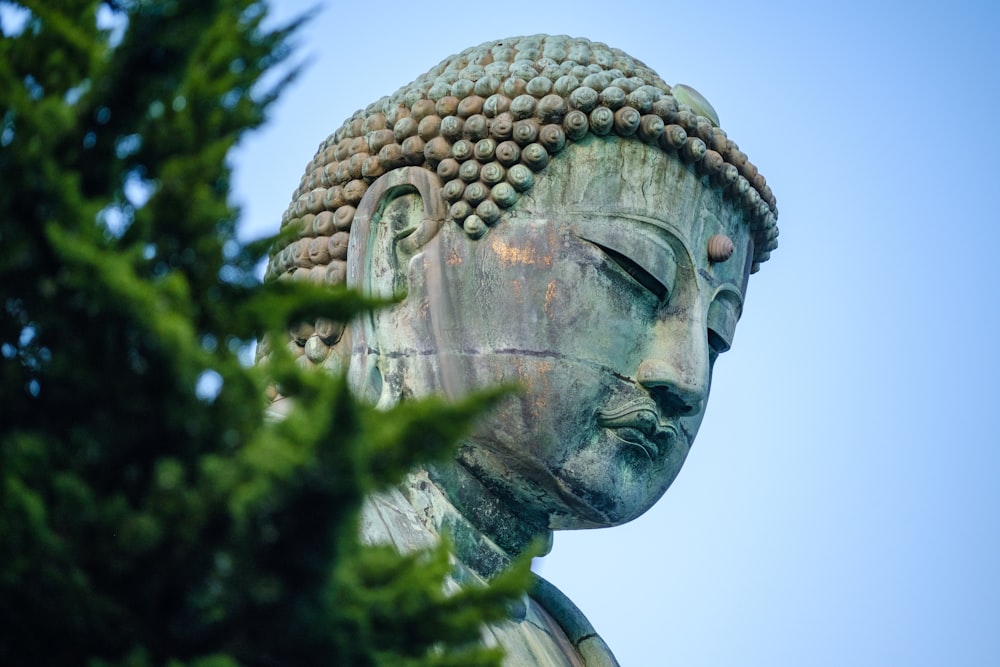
[595,399,678,462]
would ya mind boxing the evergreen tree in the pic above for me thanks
[0,2,529,665]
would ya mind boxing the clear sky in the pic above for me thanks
[233,2,1000,664]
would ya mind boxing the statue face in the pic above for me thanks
[362,140,753,530]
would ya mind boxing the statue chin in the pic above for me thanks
[547,433,691,530]
[455,390,695,532]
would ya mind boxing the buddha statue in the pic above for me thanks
[262,34,778,666]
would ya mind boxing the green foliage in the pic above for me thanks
[0,2,528,665]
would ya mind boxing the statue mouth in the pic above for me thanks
[595,399,677,461]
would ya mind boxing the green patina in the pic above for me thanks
[264,35,779,667]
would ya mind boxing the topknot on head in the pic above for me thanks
[268,34,778,296]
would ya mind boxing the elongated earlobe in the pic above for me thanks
[346,167,447,402]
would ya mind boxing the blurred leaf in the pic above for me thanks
[0,2,526,666]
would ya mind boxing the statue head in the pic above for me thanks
[263,35,778,538]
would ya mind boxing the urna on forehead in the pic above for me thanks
[266,34,778,294]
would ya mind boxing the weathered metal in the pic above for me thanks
[263,35,778,666]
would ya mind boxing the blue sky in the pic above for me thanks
[233,2,1000,664]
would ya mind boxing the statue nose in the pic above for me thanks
[636,358,706,416]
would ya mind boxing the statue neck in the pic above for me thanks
[416,460,552,578]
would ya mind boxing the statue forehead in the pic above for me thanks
[266,35,777,288]
[511,139,755,288]
[520,139,749,236]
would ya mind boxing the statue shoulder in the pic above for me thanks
[360,477,621,666]
[531,574,621,667]
[360,483,438,551]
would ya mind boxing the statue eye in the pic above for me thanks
[577,227,677,302]
[707,328,729,355]
[706,291,741,354]
[592,242,669,301]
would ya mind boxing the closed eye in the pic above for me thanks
[707,329,730,355]
[592,241,669,301]
[707,290,741,356]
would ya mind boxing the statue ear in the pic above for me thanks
[345,167,447,405]
[346,167,447,300]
